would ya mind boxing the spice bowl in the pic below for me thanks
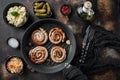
[3,2,29,27]
[7,37,20,49]
[60,4,72,16]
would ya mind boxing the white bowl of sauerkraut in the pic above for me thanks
[3,3,29,27]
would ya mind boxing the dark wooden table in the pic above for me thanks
[0,0,120,80]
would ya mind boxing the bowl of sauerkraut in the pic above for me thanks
[3,3,29,27]
[5,56,25,74]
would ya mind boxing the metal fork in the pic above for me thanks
[79,27,95,63]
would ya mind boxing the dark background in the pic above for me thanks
[0,0,120,80]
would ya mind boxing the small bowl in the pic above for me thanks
[3,3,29,27]
[60,4,71,16]
[33,1,52,18]
[5,56,25,75]
[7,37,20,49]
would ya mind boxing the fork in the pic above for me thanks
[79,27,95,63]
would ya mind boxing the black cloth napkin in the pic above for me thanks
[82,23,120,74]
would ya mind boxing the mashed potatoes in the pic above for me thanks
[6,6,27,27]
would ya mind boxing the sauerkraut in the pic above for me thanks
[6,57,23,73]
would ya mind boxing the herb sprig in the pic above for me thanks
[11,11,20,17]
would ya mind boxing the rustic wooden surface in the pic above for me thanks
[0,0,120,80]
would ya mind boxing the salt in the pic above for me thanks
[8,38,19,48]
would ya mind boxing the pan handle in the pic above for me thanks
[63,63,88,80]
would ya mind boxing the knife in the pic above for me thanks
[82,25,91,49]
